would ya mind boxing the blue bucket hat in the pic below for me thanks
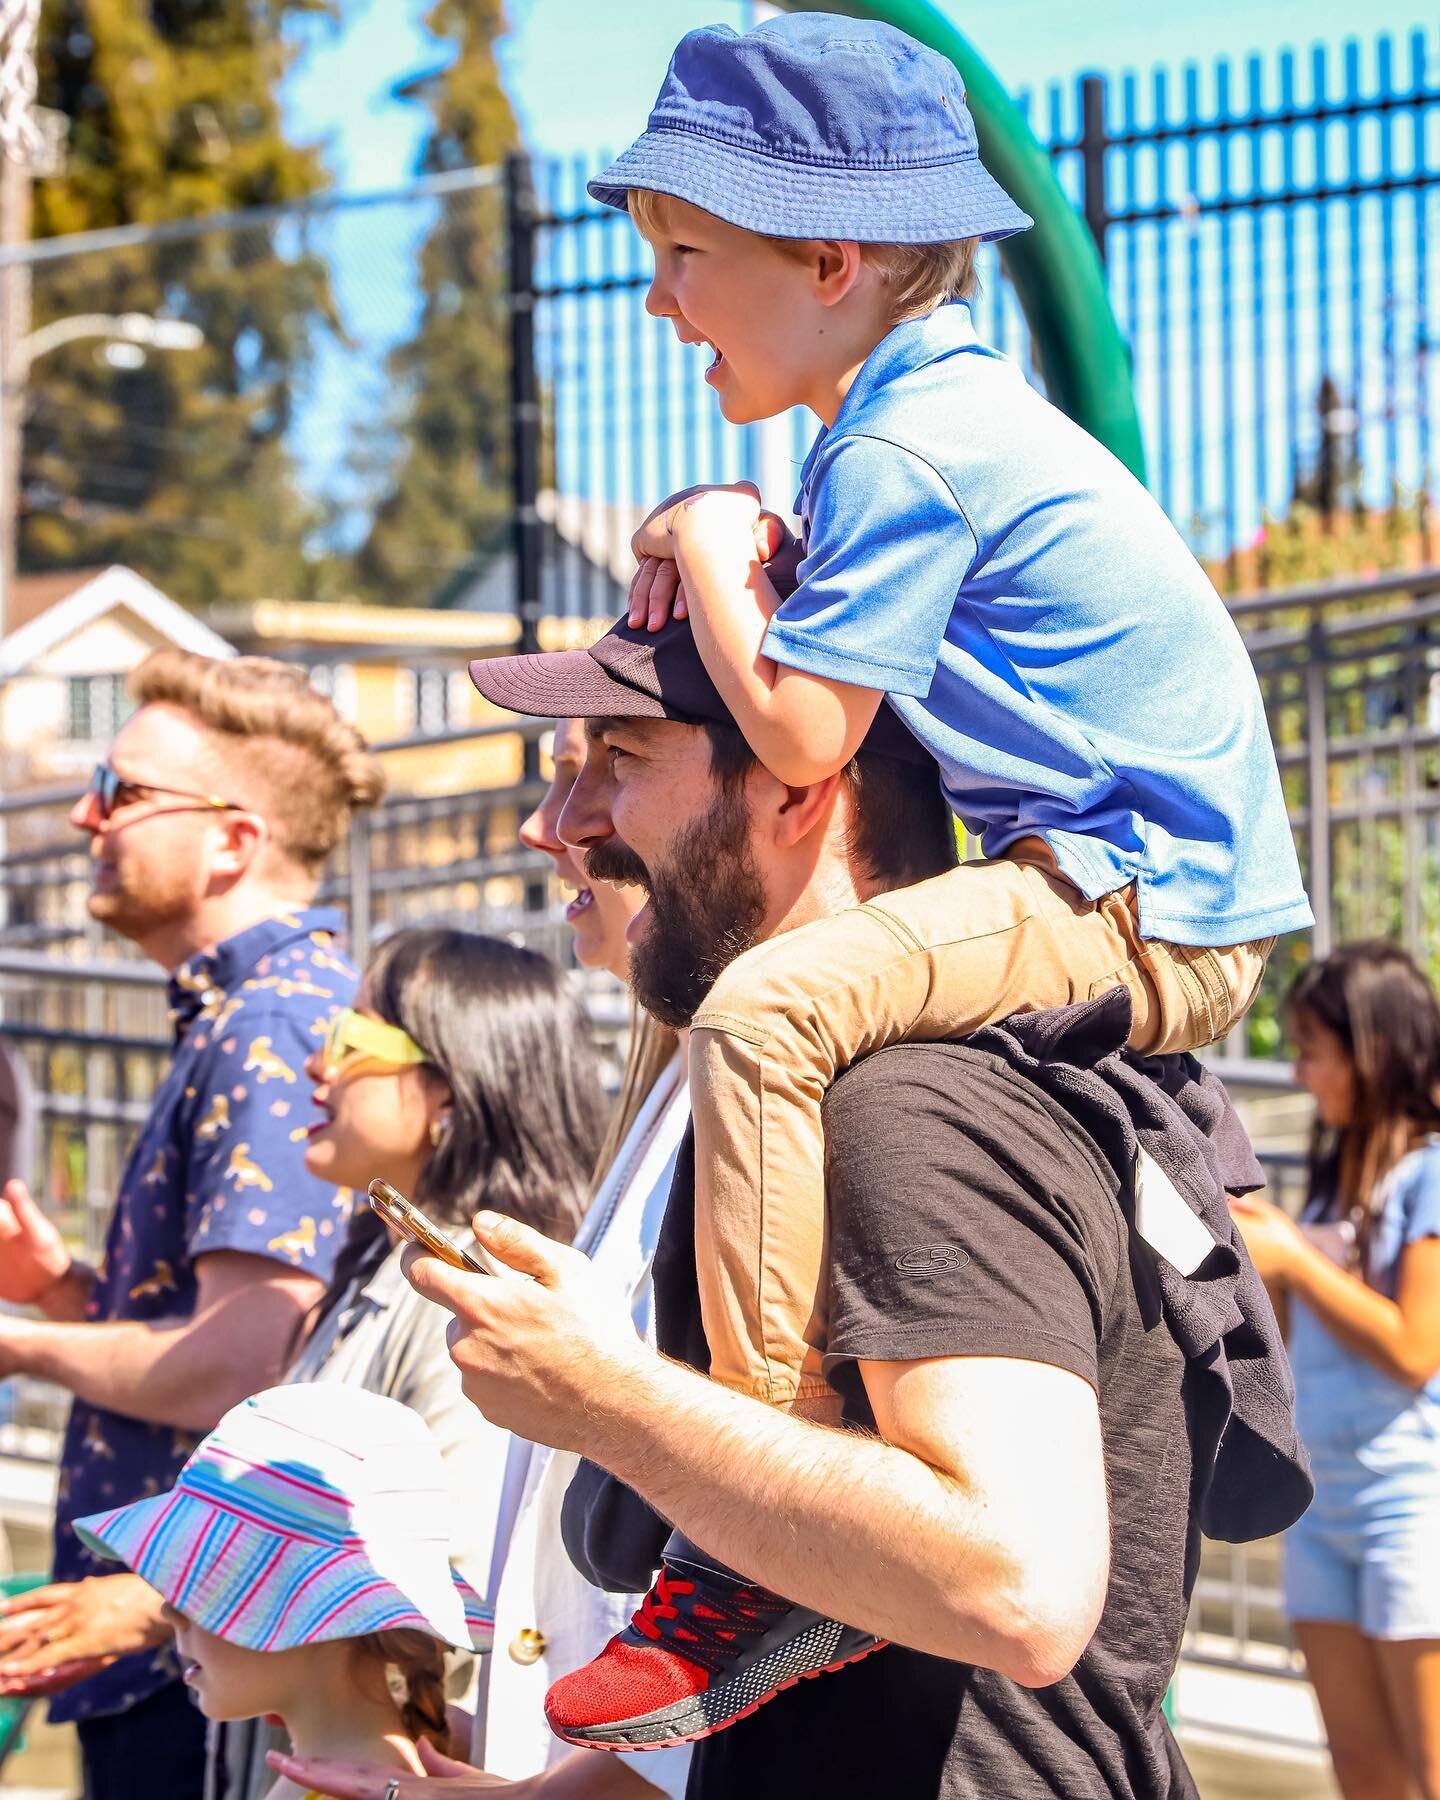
[588,13,1032,245]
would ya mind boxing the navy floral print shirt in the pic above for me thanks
[50,907,356,1724]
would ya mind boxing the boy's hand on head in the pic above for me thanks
[628,482,791,630]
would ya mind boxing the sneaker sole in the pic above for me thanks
[546,1622,886,1751]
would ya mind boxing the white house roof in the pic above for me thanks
[0,565,234,681]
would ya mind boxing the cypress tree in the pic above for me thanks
[349,0,518,606]
[21,0,337,605]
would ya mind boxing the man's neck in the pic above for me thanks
[760,822,887,942]
[139,885,315,974]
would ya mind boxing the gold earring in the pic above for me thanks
[429,1116,448,1148]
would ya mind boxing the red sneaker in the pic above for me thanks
[543,1551,884,1751]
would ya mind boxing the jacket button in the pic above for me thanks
[509,1627,546,1665]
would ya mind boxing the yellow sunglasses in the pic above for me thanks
[321,1008,428,1077]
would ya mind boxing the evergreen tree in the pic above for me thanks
[21,0,338,605]
[349,0,518,605]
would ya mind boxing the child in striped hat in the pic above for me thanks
[73,1383,493,1799]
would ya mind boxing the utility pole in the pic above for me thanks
[0,134,31,652]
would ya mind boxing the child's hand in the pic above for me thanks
[628,483,794,631]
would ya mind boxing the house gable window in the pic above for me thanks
[66,674,133,744]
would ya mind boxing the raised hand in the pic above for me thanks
[0,1179,71,1307]
[627,483,794,631]
[0,1573,169,1696]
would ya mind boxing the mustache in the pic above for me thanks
[583,839,651,891]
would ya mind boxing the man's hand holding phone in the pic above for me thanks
[399,1210,650,1455]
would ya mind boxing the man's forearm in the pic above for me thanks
[578,1352,1028,1673]
[3,1305,289,1433]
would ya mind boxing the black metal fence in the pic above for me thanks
[516,22,1440,615]
[3,22,1436,621]
[1052,35,1440,580]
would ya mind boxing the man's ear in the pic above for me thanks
[209,811,268,883]
[811,239,866,310]
[772,770,846,848]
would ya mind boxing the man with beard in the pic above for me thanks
[275,613,1305,1800]
[0,650,383,1799]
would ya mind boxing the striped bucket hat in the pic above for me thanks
[73,1385,493,1655]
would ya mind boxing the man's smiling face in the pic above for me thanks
[558,715,768,1028]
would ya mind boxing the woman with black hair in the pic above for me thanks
[0,929,607,1800]
[1230,942,1440,1800]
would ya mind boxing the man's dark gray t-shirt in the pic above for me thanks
[688,1042,1201,1800]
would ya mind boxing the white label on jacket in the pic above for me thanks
[1134,1146,1216,1276]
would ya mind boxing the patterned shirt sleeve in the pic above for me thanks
[182,1004,350,1280]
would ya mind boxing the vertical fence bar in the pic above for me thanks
[1247,54,1270,577]
[1344,40,1365,521]
[1312,43,1332,420]
[1279,50,1301,522]
[570,155,598,621]
[346,813,372,965]
[1376,34,1400,503]
[1412,31,1433,535]
[1216,56,1240,578]
[1079,73,1109,261]
[1120,71,1139,353]
[1153,65,1174,520]
[1306,620,1333,957]
[1184,63,1205,548]
[506,154,543,670]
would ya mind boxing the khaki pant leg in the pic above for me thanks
[691,852,1113,1406]
[691,847,1278,1408]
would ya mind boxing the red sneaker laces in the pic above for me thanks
[628,1565,790,1676]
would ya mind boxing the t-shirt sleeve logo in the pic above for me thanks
[893,1244,971,1275]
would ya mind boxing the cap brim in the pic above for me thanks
[588,129,1033,244]
[470,648,669,722]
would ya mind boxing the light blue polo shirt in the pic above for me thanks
[762,302,1311,947]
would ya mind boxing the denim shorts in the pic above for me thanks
[1285,1390,1440,1640]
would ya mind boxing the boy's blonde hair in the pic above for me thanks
[627,189,978,323]
[129,648,386,873]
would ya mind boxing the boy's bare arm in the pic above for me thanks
[635,484,882,785]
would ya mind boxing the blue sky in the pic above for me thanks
[285,0,1439,182]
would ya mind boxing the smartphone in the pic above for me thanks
[367,1178,515,1279]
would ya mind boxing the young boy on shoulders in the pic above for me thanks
[544,11,1312,1754]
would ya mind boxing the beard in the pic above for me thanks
[87,849,196,944]
[585,784,767,1030]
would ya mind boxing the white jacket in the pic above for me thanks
[474,1054,693,1796]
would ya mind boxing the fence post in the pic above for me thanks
[347,813,372,966]
[1305,620,1333,957]
[1078,74,1109,264]
[505,153,543,676]
[504,154,548,924]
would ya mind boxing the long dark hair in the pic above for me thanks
[314,929,607,1326]
[1288,941,1440,1261]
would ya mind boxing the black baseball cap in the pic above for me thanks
[468,614,936,769]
